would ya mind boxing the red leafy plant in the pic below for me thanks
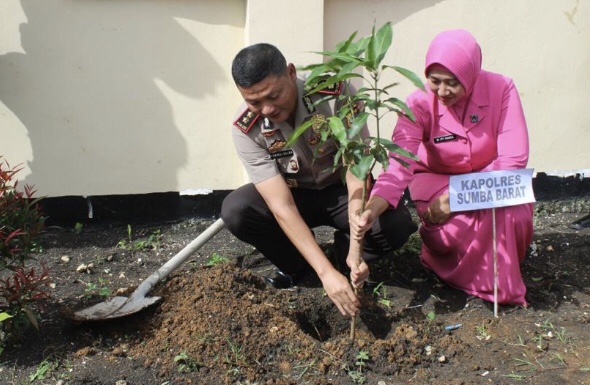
[0,157,49,344]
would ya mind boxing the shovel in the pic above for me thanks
[73,218,225,321]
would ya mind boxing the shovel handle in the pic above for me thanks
[130,218,225,298]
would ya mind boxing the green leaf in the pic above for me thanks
[365,24,377,71]
[338,61,362,79]
[298,62,325,72]
[320,125,331,142]
[306,73,361,96]
[363,98,379,111]
[387,65,426,91]
[372,145,389,165]
[384,97,416,121]
[350,155,375,180]
[379,139,419,161]
[322,51,363,65]
[287,119,314,147]
[371,22,393,68]
[327,116,347,143]
[347,112,369,139]
[381,81,401,93]
[334,31,359,53]
[0,312,12,322]
[344,34,369,57]
[306,64,331,83]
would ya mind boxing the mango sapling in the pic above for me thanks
[289,22,424,340]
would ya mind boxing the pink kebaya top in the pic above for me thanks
[371,29,529,206]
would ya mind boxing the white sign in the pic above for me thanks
[449,169,535,212]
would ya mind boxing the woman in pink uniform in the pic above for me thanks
[350,29,533,305]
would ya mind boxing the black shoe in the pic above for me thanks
[264,270,299,289]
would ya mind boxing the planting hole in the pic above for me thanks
[295,311,332,341]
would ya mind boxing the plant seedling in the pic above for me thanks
[117,225,161,251]
[288,22,424,341]
[346,350,370,384]
[476,323,492,341]
[74,222,84,233]
[29,359,57,382]
[372,282,392,308]
[205,253,230,267]
[174,351,202,373]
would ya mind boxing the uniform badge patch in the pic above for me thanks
[233,109,260,133]
[308,114,326,145]
[268,139,287,153]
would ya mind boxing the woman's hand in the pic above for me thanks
[349,209,376,241]
[424,193,451,224]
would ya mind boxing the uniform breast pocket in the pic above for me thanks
[311,139,337,159]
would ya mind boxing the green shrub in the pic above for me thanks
[0,158,45,267]
[0,157,49,347]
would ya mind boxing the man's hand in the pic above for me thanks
[319,269,361,317]
[349,209,375,241]
[348,256,369,288]
[424,193,451,224]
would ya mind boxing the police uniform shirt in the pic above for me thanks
[231,77,367,189]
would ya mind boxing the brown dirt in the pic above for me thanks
[1,201,590,385]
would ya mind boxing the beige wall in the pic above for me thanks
[325,0,590,177]
[1,0,588,197]
[0,0,246,196]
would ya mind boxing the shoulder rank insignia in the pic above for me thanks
[302,94,316,114]
[306,75,343,96]
[317,81,342,95]
[233,109,260,133]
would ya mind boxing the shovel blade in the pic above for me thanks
[72,218,225,321]
[72,295,161,321]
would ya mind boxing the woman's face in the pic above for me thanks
[427,64,466,107]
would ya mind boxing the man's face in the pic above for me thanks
[238,64,298,124]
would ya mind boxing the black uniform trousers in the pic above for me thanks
[220,182,417,277]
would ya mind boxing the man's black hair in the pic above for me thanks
[231,43,287,87]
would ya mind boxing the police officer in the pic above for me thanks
[221,43,416,317]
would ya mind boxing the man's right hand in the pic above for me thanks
[319,269,361,317]
[349,256,369,288]
[349,209,376,241]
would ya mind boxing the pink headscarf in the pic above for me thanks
[425,29,482,95]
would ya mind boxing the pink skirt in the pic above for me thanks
[415,201,533,305]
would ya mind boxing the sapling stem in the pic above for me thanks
[350,172,372,341]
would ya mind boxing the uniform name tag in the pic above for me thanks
[269,149,294,159]
[434,134,457,143]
